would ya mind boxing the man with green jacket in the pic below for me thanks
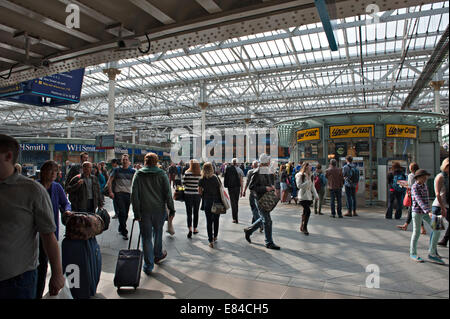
[131,153,175,275]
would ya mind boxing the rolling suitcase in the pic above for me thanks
[61,237,102,299]
[113,219,143,292]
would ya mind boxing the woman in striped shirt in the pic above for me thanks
[183,159,202,239]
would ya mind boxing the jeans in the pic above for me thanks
[228,187,241,222]
[345,186,357,212]
[249,192,260,224]
[0,269,37,299]
[386,190,404,219]
[247,200,274,245]
[314,188,325,214]
[410,212,440,256]
[330,189,342,216]
[203,198,221,243]
[115,192,131,236]
[139,212,166,272]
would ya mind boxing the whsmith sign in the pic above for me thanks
[54,144,102,152]
[385,124,417,139]
[329,125,374,139]
[20,143,49,151]
[297,128,320,143]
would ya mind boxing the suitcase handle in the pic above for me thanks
[128,219,141,250]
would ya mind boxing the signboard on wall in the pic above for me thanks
[20,143,49,151]
[297,128,320,142]
[385,124,417,139]
[55,144,103,152]
[329,125,374,139]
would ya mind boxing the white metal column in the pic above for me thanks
[103,64,121,162]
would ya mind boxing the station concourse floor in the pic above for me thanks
[51,190,449,300]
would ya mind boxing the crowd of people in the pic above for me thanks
[1,132,448,299]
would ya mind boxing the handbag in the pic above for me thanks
[215,176,230,210]
[403,189,412,207]
[257,190,280,214]
[211,202,227,214]
[173,186,185,202]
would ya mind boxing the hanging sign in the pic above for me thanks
[329,125,374,139]
[0,69,85,107]
[297,128,320,142]
[385,124,417,139]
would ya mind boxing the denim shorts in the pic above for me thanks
[280,182,288,191]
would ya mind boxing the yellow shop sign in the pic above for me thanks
[329,125,374,139]
[386,124,417,138]
[297,128,320,142]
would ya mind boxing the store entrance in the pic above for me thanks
[329,138,377,206]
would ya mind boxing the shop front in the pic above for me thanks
[16,137,168,170]
[277,111,448,206]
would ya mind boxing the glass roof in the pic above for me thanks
[0,1,448,142]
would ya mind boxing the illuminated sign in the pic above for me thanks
[386,124,417,139]
[329,125,374,139]
[297,128,320,142]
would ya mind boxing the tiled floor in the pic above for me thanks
[51,187,449,299]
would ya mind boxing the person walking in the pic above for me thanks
[326,159,344,218]
[244,153,281,250]
[107,154,136,240]
[288,162,298,205]
[109,158,120,219]
[434,158,449,248]
[0,134,65,299]
[64,152,89,193]
[93,165,106,195]
[396,162,426,234]
[168,163,178,188]
[409,169,444,264]
[183,159,202,239]
[242,161,262,231]
[198,162,222,248]
[313,164,326,215]
[131,153,175,275]
[36,160,72,299]
[343,155,359,217]
[279,164,289,203]
[66,161,104,214]
[224,158,244,223]
[385,162,407,219]
[296,162,319,235]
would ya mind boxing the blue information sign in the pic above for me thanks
[0,69,85,107]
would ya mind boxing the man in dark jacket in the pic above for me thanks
[224,158,244,223]
[131,153,175,275]
[66,161,104,213]
[244,154,280,250]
